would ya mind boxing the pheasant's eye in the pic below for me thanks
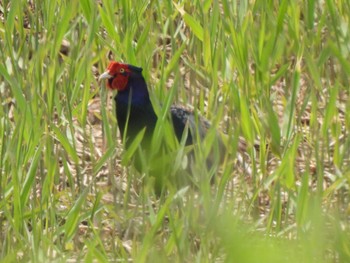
[120,68,125,73]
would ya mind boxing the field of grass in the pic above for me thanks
[0,0,350,262]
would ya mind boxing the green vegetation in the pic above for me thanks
[0,0,349,262]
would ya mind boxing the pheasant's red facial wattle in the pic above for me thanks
[109,72,129,91]
[100,61,131,91]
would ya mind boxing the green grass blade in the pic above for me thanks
[64,188,88,242]
[52,125,79,163]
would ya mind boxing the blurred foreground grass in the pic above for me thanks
[0,0,349,262]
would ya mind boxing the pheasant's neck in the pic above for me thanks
[114,81,158,146]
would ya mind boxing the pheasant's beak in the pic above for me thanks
[98,71,112,82]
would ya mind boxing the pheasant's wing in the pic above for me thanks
[170,106,211,145]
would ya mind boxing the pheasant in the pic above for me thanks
[99,61,225,190]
